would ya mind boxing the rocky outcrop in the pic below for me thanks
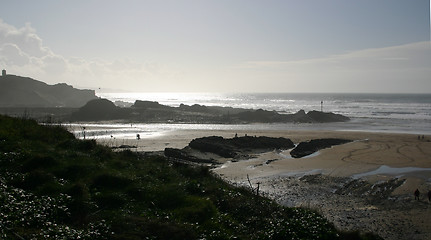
[235,109,282,122]
[306,110,350,123]
[132,100,171,109]
[165,136,295,162]
[71,99,130,121]
[232,109,350,123]
[165,136,353,163]
[70,97,350,123]
[291,110,314,123]
[179,103,210,112]
[0,74,96,107]
[290,138,353,158]
[188,136,295,158]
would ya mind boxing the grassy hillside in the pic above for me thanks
[0,115,381,239]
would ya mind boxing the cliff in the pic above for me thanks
[0,74,97,107]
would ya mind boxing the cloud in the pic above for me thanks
[0,19,59,77]
[0,18,182,91]
[0,43,31,66]
[235,42,431,93]
[0,19,51,58]
[42,54,68,76]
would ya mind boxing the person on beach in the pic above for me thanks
[414,189,420,200]
[136,134,140,140]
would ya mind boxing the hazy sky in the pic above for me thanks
[0,0,430,93]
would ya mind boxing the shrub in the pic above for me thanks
[92,173,133,190]
[67,199,92,225]
[76,139,97,151]
[14,170,56,191]
[94,192,127,209]
[126,187,147,201]
[36,181,63,196]
[176,163,210,179]
[151,184,186,209]
[185,179,208,195]
[67,183,89,200]
[175,196,217,223]
[118,149,137,158]
[93,145,114,161]
[146,220,197,240]
[55,164,91,181]
[110,218,197,240]
[21,155,59,172]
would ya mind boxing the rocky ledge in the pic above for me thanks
[290,138,353,158]
[165,136,295,162]
[165,136,353,163]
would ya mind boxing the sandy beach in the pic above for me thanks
[93,128,431,239]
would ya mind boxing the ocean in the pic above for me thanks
[72,92,431,140]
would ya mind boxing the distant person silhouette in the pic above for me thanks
[136,134,140,140]
[414,189,420,200]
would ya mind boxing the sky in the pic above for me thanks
[0,0,430,93]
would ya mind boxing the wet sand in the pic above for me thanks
[93,128,431,239]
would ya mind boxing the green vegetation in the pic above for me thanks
[0,115,381,239]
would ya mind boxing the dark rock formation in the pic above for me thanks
[132,100,171,109]
[189,136,237,158]
[235,109,282,122]
[231,109,350,123]
[189,136,295,158]
[70,97,350,123]
[291,110,314,123]
[165,136,295,163]
[165,136,353,163]
[71,99,129,121]
[306,110,350,123]
[290,138,353,158]
[0,74,96,107]
[179,103,210,112]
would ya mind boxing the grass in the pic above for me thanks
[0,115,382,239]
